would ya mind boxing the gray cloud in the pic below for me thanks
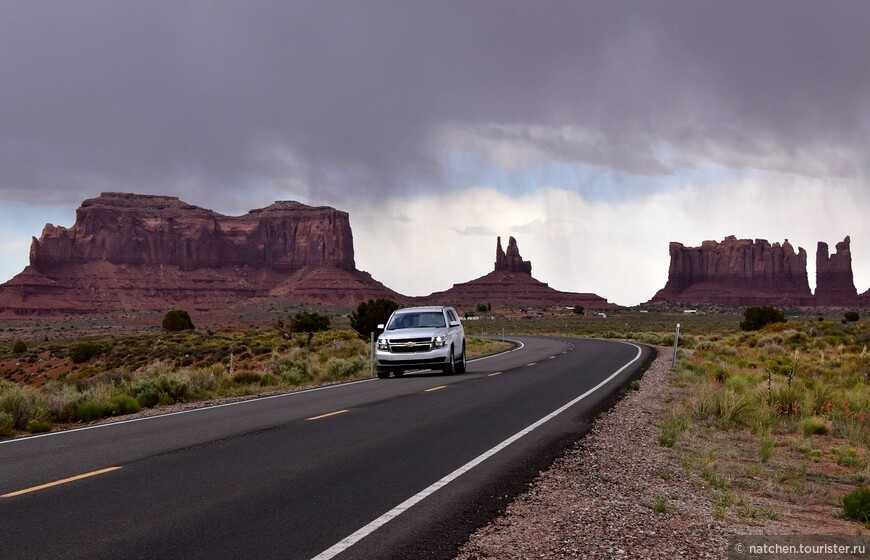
[1,1,869,207]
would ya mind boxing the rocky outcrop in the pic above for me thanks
[651,236,814,306]
[0,193,401,316]
[495,236,532,275]
[423,237,611,309]
[815,237,859,306]
[29,193,355,271]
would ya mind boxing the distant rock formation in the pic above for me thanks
[0,193,401,316]
[815,237,859,306]
[423,236,611,309]
[495,236,532,275]
[650,236,814,306]
[651,235,868,307]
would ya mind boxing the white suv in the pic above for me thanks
[375,306,466,378]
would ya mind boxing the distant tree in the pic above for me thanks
[350,298,400,339]
[162,309,195,332]
[12,340,27,355]
[740,306,786,331]
[476,303,488,313]
[291,311,331,346]
[845,311,860,322]
[573,305,585,315]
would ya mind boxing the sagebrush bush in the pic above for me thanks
[26,419,53,434]
[0,411,14,437]
[842,487,870,522]
[69,341,102,364]
[76,400,108,422]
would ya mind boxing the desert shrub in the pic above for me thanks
[715,391,753,428]
[0,382,37,430]
[44,385,84,423]
[325,356,366,379]
[845,311,860,323]
[76,399,109,422]
[131,372,190,407]
[0,411,15,437]
[842,487,870,522]
[741,307,786,331]
[162,309,195,332]
[69,341,102,364]
[802,416,832,436]
[108,395,141,416]
[232,370,263,385]
[26,419,53,434]
[12,340,27,354]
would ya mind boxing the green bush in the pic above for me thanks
[69,342,102,364]
[162,309,195,332]
[741,307,786,331]
[26,419,53,434]
[350,298,400,339]
[76,400,109,422]
[108,395,141,416]
[12,340,27,354]
[0,383,35,430]
[842,487,870,522]
[0,411,14,437]
[845,311,860,322]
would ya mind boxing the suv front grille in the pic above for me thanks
[388,337,433,353]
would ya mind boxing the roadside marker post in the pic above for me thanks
[672,323,681,370]
[370,332,375,378]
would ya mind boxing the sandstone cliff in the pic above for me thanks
[815,237,859,306]
[651,236,814,306]
[423,237,611,309]
[0,193,400,316]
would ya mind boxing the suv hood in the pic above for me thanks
[380,327,448,340]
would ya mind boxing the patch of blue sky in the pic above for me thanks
[440,149,737,202]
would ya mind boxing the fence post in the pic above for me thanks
[672,323,681,370]
[370,332,375,377]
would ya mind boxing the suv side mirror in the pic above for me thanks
[449,320,460,327]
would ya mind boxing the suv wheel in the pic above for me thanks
[455,343,467,374]
[443,346,456,375]
[376,369,390,379]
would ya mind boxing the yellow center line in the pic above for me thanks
[2,466,123,498]
[425,385,448,392]
[307,409,349,421]
[488,371,502,377]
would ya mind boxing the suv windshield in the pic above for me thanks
[387,312,446,330]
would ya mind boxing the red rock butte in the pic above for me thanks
[651,235,869,307]
[421,236,612,309]
[0,192,402,315]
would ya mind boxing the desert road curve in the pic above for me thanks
[1,337,654,560]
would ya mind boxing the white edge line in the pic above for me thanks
[0,339,525,446]
[310,341,643,560]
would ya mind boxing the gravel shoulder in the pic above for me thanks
[455,347,731,559]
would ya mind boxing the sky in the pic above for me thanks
[1,1,868,306]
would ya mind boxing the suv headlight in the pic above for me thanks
[376,339,390,351]
[433,335,447,348]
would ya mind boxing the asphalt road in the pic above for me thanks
[1,336,654,560]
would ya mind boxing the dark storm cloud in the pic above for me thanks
[1,0,868,206]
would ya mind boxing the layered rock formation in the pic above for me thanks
[651,236,814,306]
[423,237,611,309]
[0,193,401,315]
[495,236,532,274]
[815,237,859,306]
[651,235,867,307]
